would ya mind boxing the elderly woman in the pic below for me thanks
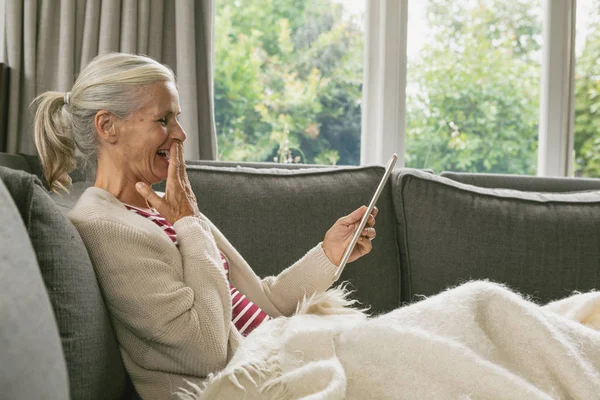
[33,53,377,399]
[34,53,600,400]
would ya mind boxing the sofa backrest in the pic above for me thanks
[393,169,600,304]
[0,152,32,172]
[441,171,600,192]
[0,177,70,400]
[156,164,403,314]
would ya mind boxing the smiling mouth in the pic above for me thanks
[157,149,170,161]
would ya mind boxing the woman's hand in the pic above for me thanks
[321,206,378,266]
[135,141,201,224]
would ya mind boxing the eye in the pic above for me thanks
[158,117,168,126]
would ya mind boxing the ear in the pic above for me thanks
[94,110,118,144]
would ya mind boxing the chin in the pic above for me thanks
[152,160,169,182]
[153,174,168,184]
[146,169,167,185]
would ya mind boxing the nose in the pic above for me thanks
[171,123,187,143]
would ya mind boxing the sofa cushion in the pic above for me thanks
[0,178,69,399]
[162,164,401,314]
[440,171,600,192]
[0,167,132,400]
[393,169,600,304]
[0,152,32,172]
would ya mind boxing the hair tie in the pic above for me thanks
[64,92,71,106]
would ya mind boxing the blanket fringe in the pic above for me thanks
[174,380,203,400]
[295,282,370,317]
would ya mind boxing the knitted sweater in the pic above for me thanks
[68,187,338,400]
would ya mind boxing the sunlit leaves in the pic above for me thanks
[215,0,363,165]
[405,0,541,174]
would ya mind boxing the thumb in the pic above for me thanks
[135,182,163,210]
[340,205,367,225]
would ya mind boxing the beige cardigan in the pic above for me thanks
[68,187,338,399]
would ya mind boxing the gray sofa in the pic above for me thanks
[2,152,600,400]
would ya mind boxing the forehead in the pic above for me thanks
[137,81,180,114]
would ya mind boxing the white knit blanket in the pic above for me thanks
[178,281,600,399]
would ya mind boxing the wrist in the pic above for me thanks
[175,212,201,223]
[321,242,338,266]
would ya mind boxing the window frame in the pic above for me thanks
[360,0,408,167]
[538,0,576,177]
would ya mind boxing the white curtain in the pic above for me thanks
[0,0,217,160]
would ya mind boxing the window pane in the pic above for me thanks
[405,0,543,174]
[214,0,365,165]
[574,0,600,177]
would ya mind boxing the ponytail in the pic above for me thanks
[33,91,76,193]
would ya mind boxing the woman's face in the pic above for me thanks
[113,80,185,185]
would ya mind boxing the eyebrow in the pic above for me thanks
[154,109,181,117]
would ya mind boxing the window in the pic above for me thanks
[574,0,600,177]
[404,0,543,174]
[214,0,366,165]
[215,0,597,178]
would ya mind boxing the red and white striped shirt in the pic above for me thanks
[125,204,270,336]
[125,205,178,244]
[220,253,271,335]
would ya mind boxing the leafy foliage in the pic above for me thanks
[215,0,599,176]
[405,0,541,174]
[214,0,363,165]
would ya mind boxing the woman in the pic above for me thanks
[33,53,377,399]
[35,53,600,400]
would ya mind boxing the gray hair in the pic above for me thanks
[33,52,176,193]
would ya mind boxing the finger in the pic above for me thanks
[367,206,378,227]
[339,205,367,225]
[168,141,181,182]
[175,143,195,197]
[356,236,373,254]
[348,236,372,263]
[135,182,165,211]
[366,213,376,228]
[177,141,187,181]
[362,227,376,240]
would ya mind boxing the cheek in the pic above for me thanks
[152,126,169,142]
[139,126,168,155]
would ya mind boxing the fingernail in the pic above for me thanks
[136,182,145,190]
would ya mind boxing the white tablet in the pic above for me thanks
[334,153,398,281]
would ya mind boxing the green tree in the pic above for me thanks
[214,0,363,165]
[405,0,542,174]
